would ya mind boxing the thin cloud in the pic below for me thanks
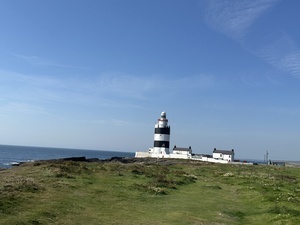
[93,73,215,99]
[171,75,215,89]
[12,53,86,69]
[0,113,9,118]
[0,70,142,107]
[0,70,64,88]
[254,33,300,78]
[111,119,130,126]
[77,119,106,125]
[0,69,216,111]
[240,73,264,88]
[0,102,49,116]
[204,0,278,40]
[204,0,300,79]
[94,73,157,99]
[278,51,300,78]
[79,119,130,126]
[0,70,69,104]
[1,69,215,101]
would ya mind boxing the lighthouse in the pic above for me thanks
[153,111,170,155]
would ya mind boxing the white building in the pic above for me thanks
[170,146,192,159]
[212,148,235,162]
[172,146,192,155]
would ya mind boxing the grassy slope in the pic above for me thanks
[0,159,300,225]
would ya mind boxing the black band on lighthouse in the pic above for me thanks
[154,141,170,148]
[154,128,170,134]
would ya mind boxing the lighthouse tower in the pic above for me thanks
[153,111,170,155]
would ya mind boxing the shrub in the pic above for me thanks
[2,177,44,192]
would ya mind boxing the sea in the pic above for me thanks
[0,145,135,169]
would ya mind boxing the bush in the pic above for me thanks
[2,177,44,192]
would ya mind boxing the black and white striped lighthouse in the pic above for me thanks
[153,111,170,155]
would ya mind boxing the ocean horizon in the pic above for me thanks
[0,144,135,169]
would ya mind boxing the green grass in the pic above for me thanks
[0,159,300,224]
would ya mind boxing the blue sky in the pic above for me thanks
[1,0,300,160]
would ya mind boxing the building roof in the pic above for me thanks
[173,146,192,151]
[174,148,190,151]
[213,148,234,155]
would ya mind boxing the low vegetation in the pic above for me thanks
[0,158,300,225]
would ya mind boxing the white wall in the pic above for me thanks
[169,154,191,159]
[213,153,233,162]
[135,152,150,158]
[173,150,190,155]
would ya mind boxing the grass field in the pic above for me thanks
[0,158,299,225]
